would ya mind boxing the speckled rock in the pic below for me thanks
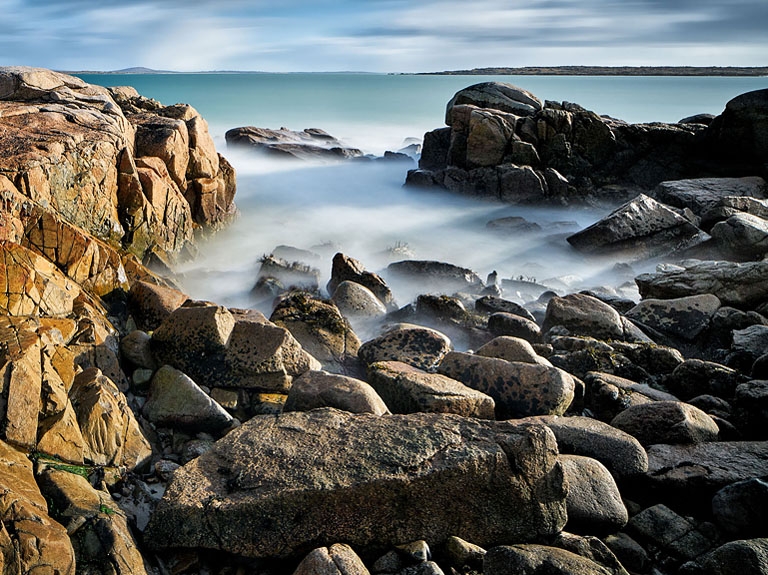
[624,294,721,341]
[146,409,567,559]
[584,372,679,422]
[488,313,542,343]
[367,361,495,419]
[328,253,396,311]
[437,351,575,418]
[542,294,630,341]
[293,543,370,575]
[331,281,388,319]
[284,370,390,415]
[476,336,552,366]
[484,544,616,575]
[610,400,720,446]
[358,325,453,371]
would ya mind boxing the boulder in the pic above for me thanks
[476,336,551,366]
[119,329,157,370]
[69,368,152,470]
[584,372,679,422]
[146,409,567,559]
[653,177,768,215]
[475,296,537,322]
[664,359,745,401]
[152,303,319,393]
[542,294,626,341]
[225,126,363,161]
[437,351,575,418]
[466,108,519,167]
[143,365,235,432]
[635,260,768,309]
[0,439,76,575]
[498,164,548,203]
[526,415,648,480]
[488,312,541,343]
[358,325,452,371]
[681,538,768,575]
[257,255,320,292]
[624,294,720,341]
[566,194,706,259]
[445,536,486,569]
[708,88,768,167]
[327,253,396,311]
[284,370,390,415]
[270,292,361,370]
[711,478,768,538]
[128,280,189,332]
[610,401,720,446]
[644,441,768,502]
[331,281,388,319]
[484,545,616,575]
[445,82,544,125]
[385,260,483,294]
[559,455,628,536]
[731,324,768,365]
[627,504,716,563]
[367,361,495,419]
[734,379,768,438]
[711,212,768,258]
[293,544,370,575]
[37,468,150,575]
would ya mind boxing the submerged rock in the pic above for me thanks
[146,409,567,559]
[225,126,363,161]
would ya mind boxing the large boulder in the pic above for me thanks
[437,351,575,418]
[609,401,720,446]
[566,194,706,258]
[708,88,768,168]
[146,409,567,559]
[284,370,390,415]
[624,294,721,341]
[445,82,544,125]
[653,177,768,215]
[635,260,768,309]
[358,325,452,371]
[542,293,647,342]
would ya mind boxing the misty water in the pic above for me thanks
[80,73,768,315]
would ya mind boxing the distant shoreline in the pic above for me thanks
[415,66,768,77]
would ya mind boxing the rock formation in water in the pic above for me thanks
[2,68,768,575]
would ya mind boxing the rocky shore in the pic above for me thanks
[1,68,767,575]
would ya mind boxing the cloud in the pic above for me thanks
[0,0,766,71]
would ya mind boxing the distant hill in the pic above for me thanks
[62,67,177,74]
[417,66,768,77]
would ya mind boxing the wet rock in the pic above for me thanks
[610,401,720,446]
[636,260,768,309]
[143,365,235,432]
[284,370,390,415]
[146,409,567,559]
[560,454,628,536]
[486,216,542,235]
[385,260,483,295]
[367,361,495,419]
[584,372,679,422]
[708,88,768,168]
[226,126,363,161]
[257,255,320,292]
[465,107,519,167]
[437,351,575,418]
[271,292,361,371]
[711,478,768,538]
[358,325,452,371]
[475,295,537,322]
[566,194,707,259]
[624,294,720,341]
[527,415,648,481]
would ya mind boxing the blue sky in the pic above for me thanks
[1,0,766,72]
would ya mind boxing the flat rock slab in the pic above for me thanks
[653,177,768,215]
[146,409,567,559]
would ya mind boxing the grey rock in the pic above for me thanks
[437,351,575,418]
[257,255,320,292]
[603,533,649,575]
[542,294,625,341]
[396,540,431,563]
[284,370,390,415]
[624,294,721,341]
[734,379,768,438]
[549,533,630,575]
[610,400,720,446]
[445,82,543,125]
[627,504,717,562]
[527,415,648,480]
[664,359,745,401]
[653,177,768,215]
[143,365,235,433]
[146,409,567,558]
[225,126,363,161]
[711,478,768,538]
[732,325,768,364]
[119,330,157,370]
[328,253,397,312]
[484,544,616,575]
[444,536,485,569]
[292,544,370,575]
[488,313,541,343]
[635,260,768,309]
[584,372,679,422]
[711,212,768,257]
[386,260,483,294]
[358,325,452,371]
[681,538,768,575]
[560,455,628,536]
[566,194,707,259]
[367,360,495,419]
[475,296,537,322]
[332,281,388,319]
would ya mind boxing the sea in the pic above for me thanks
[78,73,768,314]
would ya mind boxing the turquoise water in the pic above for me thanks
[79,73,767,154]
[77,73,767,313]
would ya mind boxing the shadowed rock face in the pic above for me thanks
[146,409,567,559]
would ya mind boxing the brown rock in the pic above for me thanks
[285,370,390,415]
[128,279,189,332]
[293,544,370,575]
[610,400,720,446]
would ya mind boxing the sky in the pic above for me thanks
[0,0,766,73]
